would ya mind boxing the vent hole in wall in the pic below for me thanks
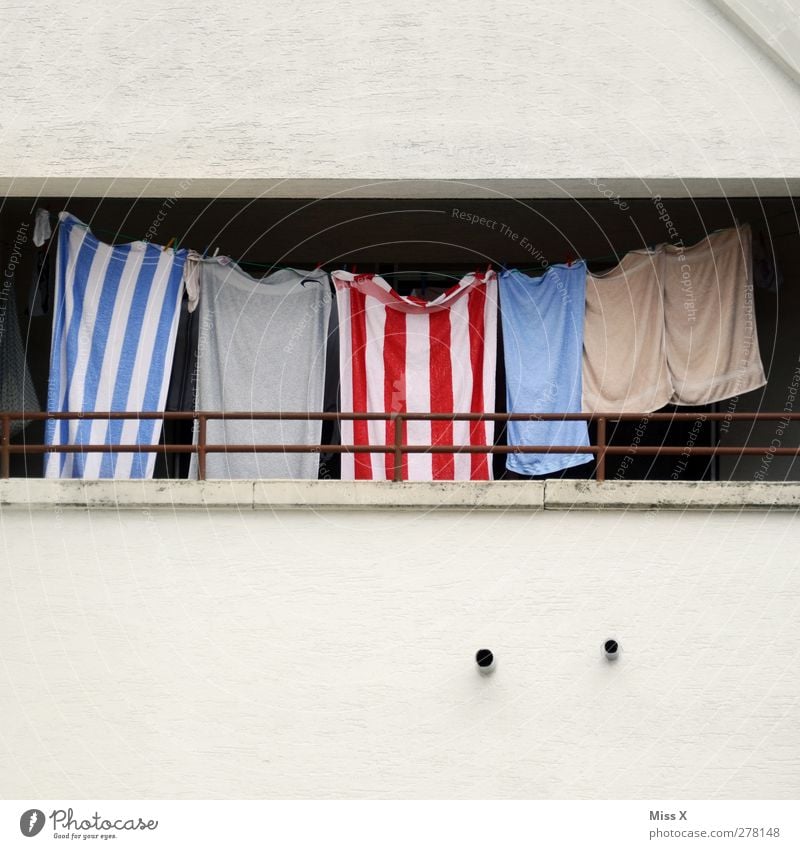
[475,649,494,667]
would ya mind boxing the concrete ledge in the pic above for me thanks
[252,480,545,509]
[545,480,800,510]
[1,479,799,511]
[0,479,545,511]
[0,479,254,509]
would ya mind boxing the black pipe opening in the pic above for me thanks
[475,649,494,667]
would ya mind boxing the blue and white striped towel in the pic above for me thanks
[45,213,187,478]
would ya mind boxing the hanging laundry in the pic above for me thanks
[33,208,52,247]
[0,274,40,436]
[499,263,592,476]
[165,291,198,417]
[583,249,673,413]
[45,213,187,478]
[333,270,498,481]
[28,248,52,317]
[751,227,782,293]
[27,209,55,317]
[188,260,331,480]
[161,287,200,479]
[318,296,342,479]
[663,224,766,405]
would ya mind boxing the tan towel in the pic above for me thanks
[663,224,766,406]
[583,249,673,413]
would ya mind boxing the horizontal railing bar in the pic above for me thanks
[384,446,800,456]
[599,446,800,456]
[8,445,391,455]
[4,411,800,423]
[1,411,398,422]
[327,412,800,423]
[9,444,800,457]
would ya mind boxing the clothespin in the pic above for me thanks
[212,247,220,257]
[163,237,176,252]
[314,261,323,270]
[566,255,574,267]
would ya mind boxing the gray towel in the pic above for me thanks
[189,260,331,479]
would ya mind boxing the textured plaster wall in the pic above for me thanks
[1,506,797,799]
[1,1,800,192]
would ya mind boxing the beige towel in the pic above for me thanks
[583,249,673,413]
[663,224,766,406]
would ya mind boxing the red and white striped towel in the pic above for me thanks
[333,270,498,481]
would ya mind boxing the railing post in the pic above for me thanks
[1,414,10,479]
[392,413,404,482]
[596,416,607,483]
[197,414,207,481]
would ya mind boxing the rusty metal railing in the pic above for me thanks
[2,410,800,482]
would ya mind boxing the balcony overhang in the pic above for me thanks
[3,177,800,200]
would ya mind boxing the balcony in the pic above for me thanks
[3,410,800,511]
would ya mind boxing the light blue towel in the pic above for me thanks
[499,263,593,476]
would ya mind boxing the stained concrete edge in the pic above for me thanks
[251,480,545,509]
[0,479,255,509]
[1,479,799,511]
[544,480,800,510]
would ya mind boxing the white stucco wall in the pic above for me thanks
[1,0,800,196]
[1,503,798,799]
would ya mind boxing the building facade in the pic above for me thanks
[1,0,799,798]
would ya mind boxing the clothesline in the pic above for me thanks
[250,254,626,274]
[44,216,625,274]
[40,212,789,283]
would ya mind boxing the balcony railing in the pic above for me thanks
[2,411,800,482]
